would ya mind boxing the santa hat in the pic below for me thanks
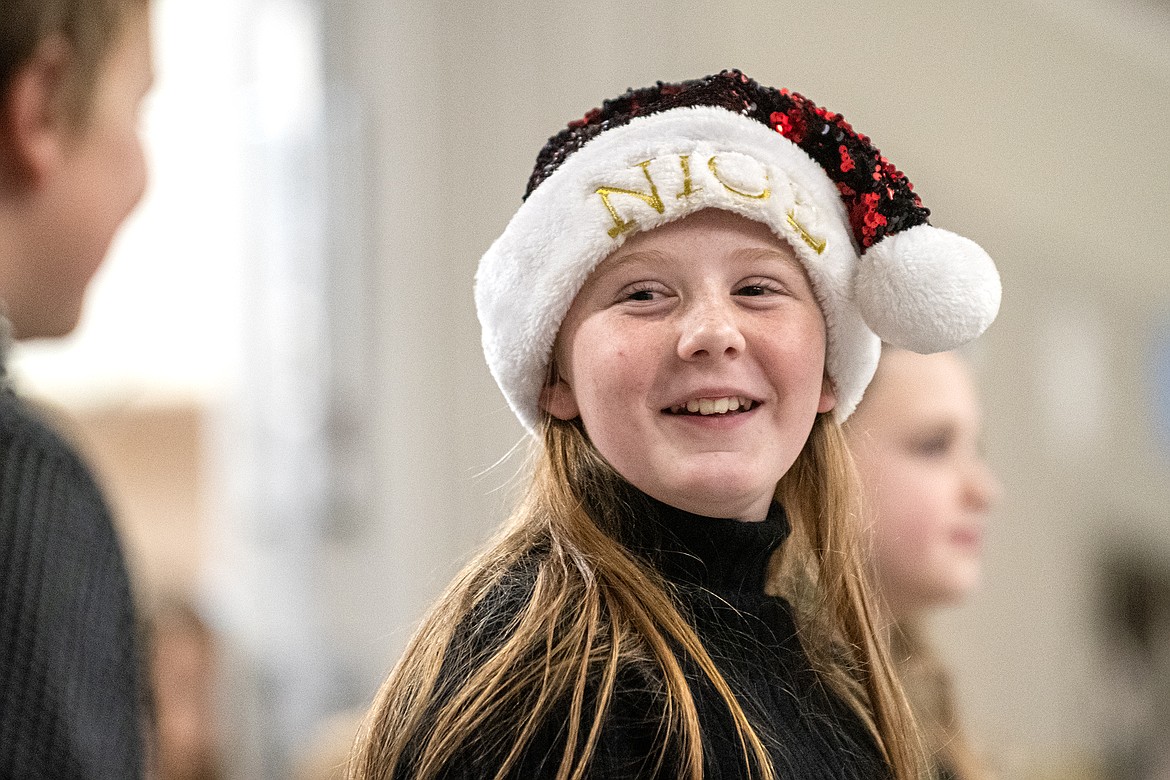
[476,70,1000,432]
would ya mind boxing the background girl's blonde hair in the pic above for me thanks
[889,621,985,779]
[348,413,925,780]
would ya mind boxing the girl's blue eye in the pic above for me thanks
[735,280,787,297]
[621,283,663,302]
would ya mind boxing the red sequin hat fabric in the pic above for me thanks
[527,69,928,253]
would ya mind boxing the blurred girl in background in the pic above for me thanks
[846,348,1000,779]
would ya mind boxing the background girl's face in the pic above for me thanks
[542,208,835,521]
[845,350,1000,619]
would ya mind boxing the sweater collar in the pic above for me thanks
[615,488,790,593]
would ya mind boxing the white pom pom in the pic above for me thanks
[855,224,1001,353]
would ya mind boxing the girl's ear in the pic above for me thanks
[1,36,70,186]
[817,374,837,415]
[540,378,580,421]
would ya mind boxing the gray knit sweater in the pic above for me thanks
[0,367,146,778]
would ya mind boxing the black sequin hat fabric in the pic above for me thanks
[525,69,930,252]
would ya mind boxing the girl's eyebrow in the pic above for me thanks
[728,246,804,272]
[602,246,800,275]
[596,249,672,274]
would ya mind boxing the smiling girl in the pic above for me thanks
[349,70,1001,780]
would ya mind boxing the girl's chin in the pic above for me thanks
[651,483,775,521]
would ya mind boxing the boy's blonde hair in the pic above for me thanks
[0,0,149,125]
[349,413,925,780]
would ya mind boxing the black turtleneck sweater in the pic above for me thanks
[0,384,146,779]
[403,492,890,779]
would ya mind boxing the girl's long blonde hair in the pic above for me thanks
[348,413,925,780]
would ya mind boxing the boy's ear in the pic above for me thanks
[1,36,71,185]
[539,377,580,421]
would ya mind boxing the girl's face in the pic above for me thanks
[845,350,1000,620]
[542,208,835,521]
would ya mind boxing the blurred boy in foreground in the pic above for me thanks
[0,0,154,776]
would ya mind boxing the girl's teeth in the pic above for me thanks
[671,396,754,415]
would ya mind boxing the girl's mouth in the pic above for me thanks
[665,396,756,416]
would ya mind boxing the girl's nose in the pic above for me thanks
[676,299,746,361]
[964,458,1001,512]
